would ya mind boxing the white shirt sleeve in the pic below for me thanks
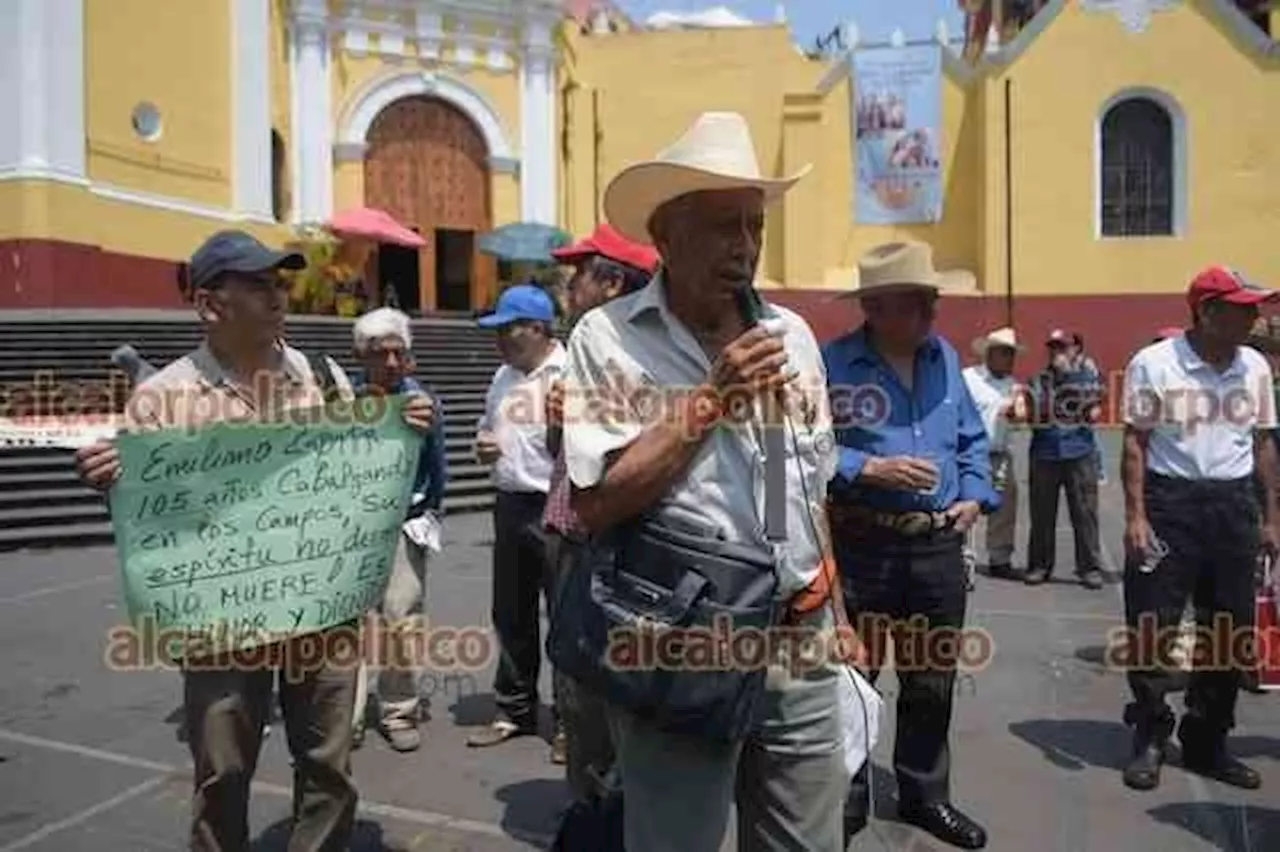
[476,367,504,434]
[562,316,647,490]
[1122,352,1160,429]
[1255,357,1277,430]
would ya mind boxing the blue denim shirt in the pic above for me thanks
[353,372,448,515]
[1027,358,1102,462]
[821,327,999,514]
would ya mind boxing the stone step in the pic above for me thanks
[0,485,103,508]
[0,519,117,551]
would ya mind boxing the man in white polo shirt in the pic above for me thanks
[1119,266,1279,791]
[963,327,1027,584]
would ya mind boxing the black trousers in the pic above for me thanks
[492,490,555,726]
[1028,454,1102,575]
[838,528,968,807]
[1123,474,1259,736]
[545,531,616,800]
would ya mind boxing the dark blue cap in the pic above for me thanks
[477,284,556,328]
[189,230,306,290]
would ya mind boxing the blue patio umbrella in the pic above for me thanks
[477,222,572,263]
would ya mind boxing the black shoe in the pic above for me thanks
[1182,749,1262,789]
[1178,719,1262,789]
[898,801,987,849]
[1078,570,1105,590]
[1122,737,1166,791]
[1242,669,1266,694]
[987,563,1015,580]
[1023,568,1050,586]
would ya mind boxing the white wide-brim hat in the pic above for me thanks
[841,240,976,299]
[604,112,812,243]
[972,326,1024,356]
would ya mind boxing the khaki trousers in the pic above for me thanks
[608,608,849,852]
[351,533,432,733]
[183,625,358,852]
[965,450,1018,569]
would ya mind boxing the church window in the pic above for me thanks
[1100,97,1175,237]
[131,102,163,142]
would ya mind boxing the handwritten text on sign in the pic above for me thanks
[110,401,418,655]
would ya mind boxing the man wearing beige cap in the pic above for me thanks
[554,111,851,851]
[823,241,995,849]
[963,327,1026,583]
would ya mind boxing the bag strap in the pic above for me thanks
[307,352,339,402]
[656,571,711,624]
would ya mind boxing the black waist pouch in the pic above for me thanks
[547,515,780,743]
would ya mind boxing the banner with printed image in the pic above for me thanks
[851,44,944,224]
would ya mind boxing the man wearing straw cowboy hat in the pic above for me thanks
[963,327,1027,585]
[823,241,996,850]
[559,111,851,851]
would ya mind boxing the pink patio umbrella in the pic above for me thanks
[327,207,426,248]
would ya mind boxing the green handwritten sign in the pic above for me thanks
[109,398,419,655]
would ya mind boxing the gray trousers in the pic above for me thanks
[607,608,849,852]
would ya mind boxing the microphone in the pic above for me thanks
[110,344,158,384]
[734,283,764,329]
[735,284,788,543]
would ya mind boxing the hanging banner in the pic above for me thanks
[852,44,944,224]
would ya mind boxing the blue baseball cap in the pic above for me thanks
[477,284,556,328]
[189,230,305,290]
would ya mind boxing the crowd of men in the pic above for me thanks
[69,110,1277,852]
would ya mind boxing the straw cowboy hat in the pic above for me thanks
[971,326,1024,357]
[1248,315,1280,354]
[842,240,976,298]
[603,111,812,243]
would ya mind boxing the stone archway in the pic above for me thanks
[363,96,496,312]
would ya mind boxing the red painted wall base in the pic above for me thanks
[0,240,184,309]
[1,238,1193,408]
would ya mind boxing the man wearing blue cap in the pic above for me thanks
[74,229,436,852]
[466,284,568,750]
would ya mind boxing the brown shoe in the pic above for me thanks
[550,730,568,765]
[466,720,535,748]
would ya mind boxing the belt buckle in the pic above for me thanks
[898,512,932,537]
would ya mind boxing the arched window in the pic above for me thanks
[1100,97,1175,237]
[271,129,288,223]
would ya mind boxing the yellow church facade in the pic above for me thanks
[1,0,1278,365]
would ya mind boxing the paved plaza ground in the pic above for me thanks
[1,434,1278,851]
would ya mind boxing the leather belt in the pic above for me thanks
[827,502,953,538]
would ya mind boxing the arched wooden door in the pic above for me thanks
[364,96,495,312]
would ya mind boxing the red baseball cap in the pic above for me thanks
[1187,266,1276,309]
[1045,328,1070,346]
[551,224,660,275]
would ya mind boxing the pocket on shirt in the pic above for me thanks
[932,396,960,454]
